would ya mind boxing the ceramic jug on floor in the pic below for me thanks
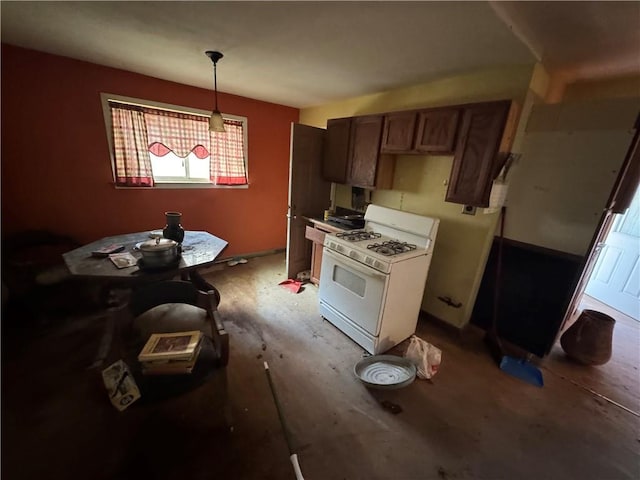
[560,309,615,365]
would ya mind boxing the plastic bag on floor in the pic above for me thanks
[404,335,442,380]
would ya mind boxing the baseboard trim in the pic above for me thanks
[195,248,285,276]
[420,310,460,333]
[418,310,485,344]
[214,247,286,264]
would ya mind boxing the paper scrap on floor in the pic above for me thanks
[102,360,141,411]
[227,257,248,267]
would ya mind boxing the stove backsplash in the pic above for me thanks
[351,186,371,212]
[328,206,365,229]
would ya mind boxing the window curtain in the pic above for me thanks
[109,100,247,186]
[144,109,211,159]
[109,103,154,187]
[210,119,247,185]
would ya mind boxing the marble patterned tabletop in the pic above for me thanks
[63,230,228,283]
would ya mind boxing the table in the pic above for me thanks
[63,231,229,400]
[63,230,228,285]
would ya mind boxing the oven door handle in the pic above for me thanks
[323,248,387,279]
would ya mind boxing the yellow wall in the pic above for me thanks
[546,72,640,104]
[506,99,637,255]
[300,65,535,327]
[301,65,534,126]
[563,74,640,102]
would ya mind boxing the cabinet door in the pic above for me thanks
[446,102,510,207]
[415,108,460,153]
[323,117,351,183]
[305,226,327,285]
[348,115,384,188]
[310,242,324,285]
[381,111,417,153]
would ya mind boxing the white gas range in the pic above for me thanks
[319,204,439,354]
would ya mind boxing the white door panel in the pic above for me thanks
[586,189,640,320]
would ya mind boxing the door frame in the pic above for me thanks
[555,113,640,342]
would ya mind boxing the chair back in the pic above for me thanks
[128,279,228,367]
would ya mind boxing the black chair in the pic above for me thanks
[118,278,229,408]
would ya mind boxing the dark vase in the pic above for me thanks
[560,309,615,365]
[163,211,185,243]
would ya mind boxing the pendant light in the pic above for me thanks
[205,50,225,133]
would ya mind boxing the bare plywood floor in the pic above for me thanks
[2,253,639,479]
[543,294,640,415]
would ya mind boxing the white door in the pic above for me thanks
[585,186,640,320]
[286,123,331,279]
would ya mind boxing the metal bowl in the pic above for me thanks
[139,238,179,267]
[354,355,416,389]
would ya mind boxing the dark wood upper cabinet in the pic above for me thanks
[446,101,511,207]
[321,100,515,196]
[414,108,460,153]
[380,111,417,153]
[348,115,385,189]
[323,117,352,183]
[322,115,394,189]
[380,107,459,154]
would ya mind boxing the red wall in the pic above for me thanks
[1,44,299,258]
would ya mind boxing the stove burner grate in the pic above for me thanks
[367,240,417,256]
[336,230,382,242]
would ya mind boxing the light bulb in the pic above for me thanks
[209,110,225,132]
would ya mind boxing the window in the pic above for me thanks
[101,93,248,188]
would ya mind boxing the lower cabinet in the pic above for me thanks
[305,222,343,285]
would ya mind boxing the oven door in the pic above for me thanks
[319,248,388,335]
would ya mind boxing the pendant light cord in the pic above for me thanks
[205,50,225,132]
[213,61,219,111]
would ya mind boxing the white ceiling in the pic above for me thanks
[1,1,638,108]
